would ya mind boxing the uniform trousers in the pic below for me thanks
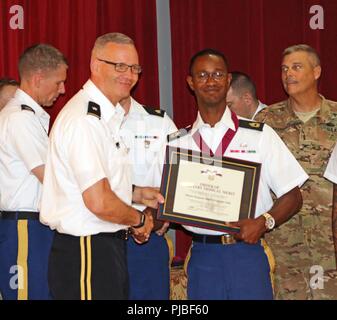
[127,233,170,300]
[0,211,54,300]
[187,237,273,300]
[49,230,128,300]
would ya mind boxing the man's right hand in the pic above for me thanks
[131,210,154,244]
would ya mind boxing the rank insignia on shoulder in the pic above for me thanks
[239,119,264,131]
[87,101,101,119]
[143,105,165,117]
[21,104,35,113]
[167,125,192,142]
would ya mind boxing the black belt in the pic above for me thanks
[193,234,237,245]
[99,229,131,240]
[55,229,131,241]
[0,211,39,220]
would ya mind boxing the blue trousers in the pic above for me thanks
[0,218,54,300]
[127,233,170,300]
[187,240,273,300]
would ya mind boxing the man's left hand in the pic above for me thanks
[133,186,164,209]
[229,216,266,244]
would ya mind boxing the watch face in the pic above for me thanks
[266,218,275,230]
[264,213,275,230]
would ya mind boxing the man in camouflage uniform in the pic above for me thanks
[256,44,337,300]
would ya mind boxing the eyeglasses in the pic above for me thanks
[193,71,227,83]
[97,58,142,74]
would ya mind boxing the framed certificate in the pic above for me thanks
[157,146,261,233]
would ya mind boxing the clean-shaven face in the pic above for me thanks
[38,64,67,107]
[187,54,231,107]
[94,42,140,102]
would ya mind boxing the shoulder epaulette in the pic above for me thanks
[142,105,165,117]
[239,119,264,131]
[167,125,192,142]
[87,101,101,119]
[21,104,35,113]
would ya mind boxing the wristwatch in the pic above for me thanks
[132,210,146,229]
[262,212,275,231]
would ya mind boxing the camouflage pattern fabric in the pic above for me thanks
[256,96,337,299]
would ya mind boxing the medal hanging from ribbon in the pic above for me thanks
[192,111,239,157]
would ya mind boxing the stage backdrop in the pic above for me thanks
[170,0,337,128]
[0,0,159,123]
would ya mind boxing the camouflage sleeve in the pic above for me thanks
[254,108,268,123]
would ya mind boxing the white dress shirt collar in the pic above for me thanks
[83,79,125,123]
[192,106,237,134]
[15,89,50,119]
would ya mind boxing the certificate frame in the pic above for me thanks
[157,146,261,233]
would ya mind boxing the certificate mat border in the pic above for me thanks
[158,146,261,233]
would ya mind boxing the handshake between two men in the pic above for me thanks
[130,186,166,244]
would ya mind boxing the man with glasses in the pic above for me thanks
[40,33,163,300]
[165,48,308,299]
[256,44,337,300]
[99,49,177,300]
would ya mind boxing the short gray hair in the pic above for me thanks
[283,44,320,67]
[93,32,134,53]
[18,44,68,78]
[230,71,257,101]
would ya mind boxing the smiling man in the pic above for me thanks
[165,48,308,300]
[40,33,163,300]
[256,44,337,300]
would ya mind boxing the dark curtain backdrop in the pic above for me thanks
[0,0,159,123]
[170,0,337,259]
[170,0,337,128]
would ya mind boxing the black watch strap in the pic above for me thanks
[132,210,146,229]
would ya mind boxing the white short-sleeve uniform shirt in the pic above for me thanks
[0,89,49,211]
[324,144,337,184]
[120,97,177,210]
[40,80,131,236]
[168,107,308,235]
